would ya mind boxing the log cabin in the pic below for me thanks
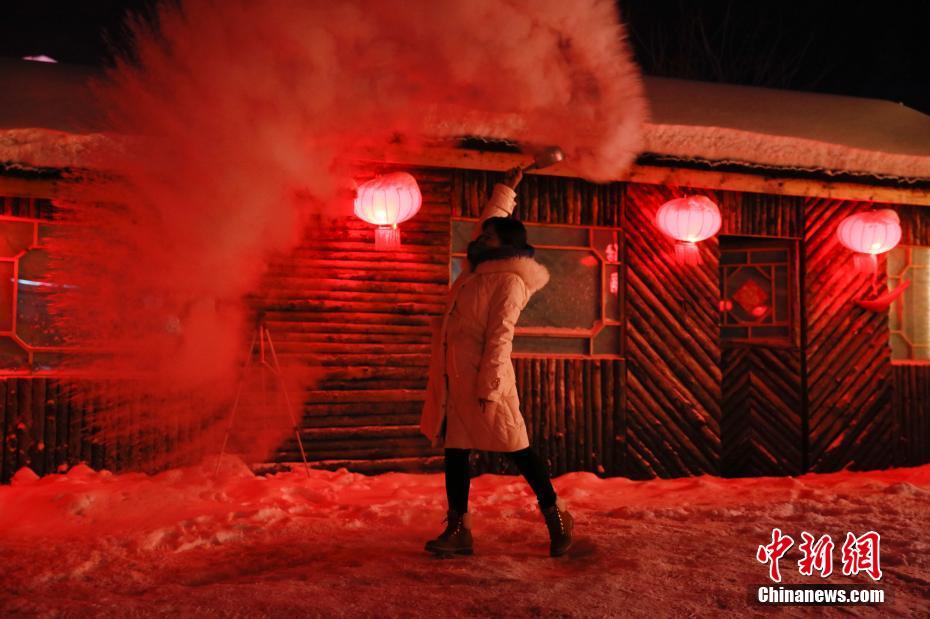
[2,58,929,482]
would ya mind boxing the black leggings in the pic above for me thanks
[444,446,557,513]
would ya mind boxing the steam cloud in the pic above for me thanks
[48,0,646,468]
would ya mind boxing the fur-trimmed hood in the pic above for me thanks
[472,255,550,297]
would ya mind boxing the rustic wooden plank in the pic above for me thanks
[27,379,44,476]
[0,380,8,483]
[893,365,930,465]
[532,358,542,461]
[80,381,93,465]
[625,182,722,478]
[8,380,22,474]
[546,358,556,471]
[554,359,565,476]
[593,361,603,474]
[804,198,893,472]
[574,360,584,470]
[43,380,57,474]
[721,347,804,477]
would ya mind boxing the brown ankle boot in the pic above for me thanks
[540,497,573,557]
[425,509,473,556]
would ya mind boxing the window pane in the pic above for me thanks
[518,248,600,330]
[720,238,794,345]
[0,336,27,370]
[720,250,746,265]
[727,266,774,324]
[32,351,65,372]
[721,326,749,340]
[889,246,930,361]
[451,256,464,282]
[514,335,588,355]
[593,325,621,355]
[0,220,34,257]
[525,223,588,247]
[750,250,788,264]
[0,261,13,331]
[17,248,64,347]
[451,220,472,253]
[750,326,790,339]
[890,332,910,359]
[451,218,622,357]
[774,265,789,322]
[887,247,907,277]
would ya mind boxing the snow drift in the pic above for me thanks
[1,459,928,616]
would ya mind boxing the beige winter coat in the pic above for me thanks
[419,184,550,452]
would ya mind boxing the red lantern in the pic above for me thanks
[655,195,721,265]
[836,209,901,273]
[353,172,422,250]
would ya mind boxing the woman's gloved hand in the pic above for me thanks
[502,166,523,189]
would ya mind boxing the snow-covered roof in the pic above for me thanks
[0,57,102,132]
[642,76,930,182]
[0,58,105,170]
[3,57,930,183]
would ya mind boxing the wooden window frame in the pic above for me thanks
[0,214,73,374]
[718,235,798,349]
[450,217,624,359]
[888,244,930,364]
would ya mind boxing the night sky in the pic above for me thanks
[1,0,929,114]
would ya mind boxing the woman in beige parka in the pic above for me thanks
[420,167,574,557]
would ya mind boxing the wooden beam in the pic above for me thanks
[353,146,930,207]
[0,177,62,199]
[7,146,930,206]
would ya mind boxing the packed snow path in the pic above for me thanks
[1,458,928,617]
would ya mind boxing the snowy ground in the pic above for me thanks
[1,457,928,618]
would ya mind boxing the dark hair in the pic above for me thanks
[482,216,528,249]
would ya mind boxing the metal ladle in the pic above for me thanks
[521,146,564,172]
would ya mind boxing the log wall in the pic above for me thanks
[804,198,895,471]
[893,364,930,467]
[0,377,207,483]
[0,378,82,483]
[471,358,625,477]
[624,183,721,479]
[892,206,930,468]
[260,168,452,472]
[2,176,930,483]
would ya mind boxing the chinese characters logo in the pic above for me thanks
[757,529,882,582]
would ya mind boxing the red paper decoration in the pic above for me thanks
[353,172,422,250]
[655,195,721,265]
[836,209,901,273]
